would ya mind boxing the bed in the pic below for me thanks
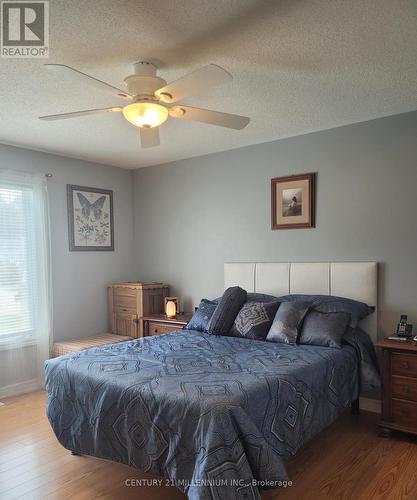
[45,261,378,500]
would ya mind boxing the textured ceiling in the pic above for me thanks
[0,0,416,169]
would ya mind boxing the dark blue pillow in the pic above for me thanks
[277,294,374,327]
[207,286,247,335]
[266,301,311,344]
[229,301,280,340]
[299,310,351,348]
[213,293,279,304]
[185,299,217,332]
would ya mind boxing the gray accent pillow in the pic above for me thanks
[299,310,351,348]
[207,286,247,335]
[229,301,280,340]
[277,294,374,328]
[266,301,310,344]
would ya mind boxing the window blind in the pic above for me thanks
[0,182,36,339]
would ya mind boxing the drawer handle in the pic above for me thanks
[122,308,127,312]
[154,329,158,333]
[402,362,410,369]
[403,385,410,393]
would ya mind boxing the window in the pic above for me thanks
[0,171,51,352]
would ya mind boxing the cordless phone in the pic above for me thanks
[396,315,413,337]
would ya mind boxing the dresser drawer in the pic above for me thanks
[391,353,417,378]
[114,294,137,313]
[113,287,137,297]
[391,398,417,429]
[148,322,180,336]
[392,376,417,402]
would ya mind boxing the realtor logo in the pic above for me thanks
[1,1,49,57]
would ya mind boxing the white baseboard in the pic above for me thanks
[359,397,381,414]
[0,379,42,400]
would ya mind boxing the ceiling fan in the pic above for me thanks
[39,61,250,148]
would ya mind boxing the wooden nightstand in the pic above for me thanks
[377,338,417,436]
[141,313,193,337]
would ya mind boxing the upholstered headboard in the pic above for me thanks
[224,262,378,342]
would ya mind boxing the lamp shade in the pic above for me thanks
[122,102,168,128]
[166,300,177,318]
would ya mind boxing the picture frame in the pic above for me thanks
[67,184,114,251]
[271,173,316,229]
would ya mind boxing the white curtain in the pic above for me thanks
[0,169,52,397]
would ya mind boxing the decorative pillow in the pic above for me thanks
[299,310,351,348]
[185,299,217,332]
[207,286,247,335]
[277,294,374,327]
[266,301,310,344]
[229,301,280,340]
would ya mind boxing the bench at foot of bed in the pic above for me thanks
[52,333,133,357]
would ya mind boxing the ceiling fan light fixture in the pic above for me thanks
[122,102,168,128]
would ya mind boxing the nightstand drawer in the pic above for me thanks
[391,398,417,428]
[142,314,192,337]
[392,376,417,402]
[148,322,180,336]
[391,353,417,378]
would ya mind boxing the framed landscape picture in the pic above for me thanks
[67,185,114,251]
[271,173,316,229]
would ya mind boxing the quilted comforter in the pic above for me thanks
[45,330,360,499]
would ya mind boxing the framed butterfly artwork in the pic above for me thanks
[67,185,114,251]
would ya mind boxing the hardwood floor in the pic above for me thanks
[1,391,417,500]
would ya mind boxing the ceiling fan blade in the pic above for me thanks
[169,105,250,130]
[39,107,123,121]
[155,64,232,103]
[140,127,160,148]
[44,64,133,100]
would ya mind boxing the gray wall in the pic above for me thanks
[0,144,134,342]
[133,111,417,338]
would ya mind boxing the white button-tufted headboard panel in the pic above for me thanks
[224,261,378,342]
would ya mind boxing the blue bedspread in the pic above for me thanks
[45,331,359,499]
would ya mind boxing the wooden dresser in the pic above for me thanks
[142,313,193,337]
[108,282,169,338]
[377,338,417,436]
